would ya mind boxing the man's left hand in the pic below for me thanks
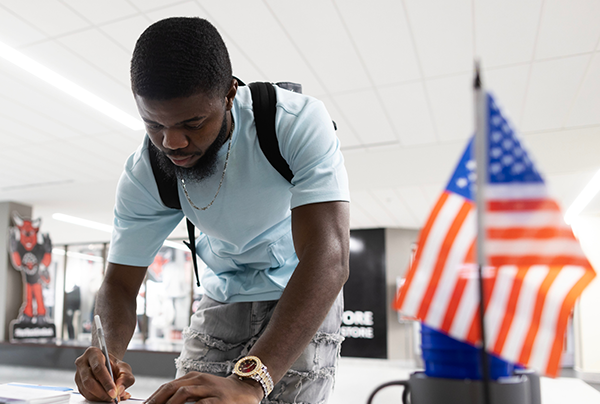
[145,372,264,404]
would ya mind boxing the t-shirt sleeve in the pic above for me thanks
[276,90,350,209]
[107,142,184,267]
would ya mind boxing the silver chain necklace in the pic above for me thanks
[180,118,234,211]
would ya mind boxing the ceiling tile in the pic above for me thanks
[23,40,137,115]
[62,0,139,25]
[0,68,112,136]
[1,0,90,37]
[0,5,46,47]
[200,0,326,95]
[379,81,437,146]
[565,53,600,127]
[318,95,362,149]
[332,89,398,146]
[404,0,473,78]
[57,29,131,85]
[545,170,596,213]
[425,73,473,142]
[334,0,421,86]
[127,0,192,12]
[351,190,400,227]
[66,137,129,166]
[371,188,420,228]
[99,15,151,54]
[265,0,371,94]
[484,64,530,127]
[474,0,542,67]
[143,1,205,22]
[348,194,379,229]
[520,54,589,132]
[535,0,600,60]
[522,126,600,175]
[395,185,436,228]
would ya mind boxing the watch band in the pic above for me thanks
[232,355,274,397]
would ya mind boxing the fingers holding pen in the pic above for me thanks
[113,356,135,400]
[75,347,118,402]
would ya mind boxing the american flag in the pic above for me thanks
[393,93,595,377]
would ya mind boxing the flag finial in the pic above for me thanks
[474,60,482,89]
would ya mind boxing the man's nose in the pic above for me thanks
[162,128,189,150]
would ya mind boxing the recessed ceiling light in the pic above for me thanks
[0,40,144,130]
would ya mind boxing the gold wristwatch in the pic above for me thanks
[232,355,274,397]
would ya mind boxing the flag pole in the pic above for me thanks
[474,61,492,404]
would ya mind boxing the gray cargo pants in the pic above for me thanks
[175,292,344,404]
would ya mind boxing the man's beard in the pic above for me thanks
[151,112,229,184]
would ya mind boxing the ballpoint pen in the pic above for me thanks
[94,315,120,404]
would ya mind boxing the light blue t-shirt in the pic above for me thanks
[107,85,349,303]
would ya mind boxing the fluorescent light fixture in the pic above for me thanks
[53,213,113,232]
[564,168,600,225]
[0,40,144,130]
[52,247,104,263]
[52,213,188,251]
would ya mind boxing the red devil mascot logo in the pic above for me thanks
[8,212,56,340]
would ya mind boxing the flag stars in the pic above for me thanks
[490,163,502,174]
[456,177,469,188]
[502,155,514,166]
[502,139,514,150]
[491,131,503,143]
[491,147,502,158]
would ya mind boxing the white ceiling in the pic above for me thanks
[1,0,600,245]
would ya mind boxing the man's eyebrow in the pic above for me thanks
[141,116,206,126]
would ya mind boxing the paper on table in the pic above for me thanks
[0,383,71,404]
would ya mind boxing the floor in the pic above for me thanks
[1,359,600,404]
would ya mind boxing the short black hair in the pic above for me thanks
[131,17,232,100]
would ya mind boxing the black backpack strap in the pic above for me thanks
[148,139,201,286]
[248,82,294,183]
[148,140,181,209]
[183,218,200,287]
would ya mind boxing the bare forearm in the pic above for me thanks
[249,255,348,383]
[92,263,147,360]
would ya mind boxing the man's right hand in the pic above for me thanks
[75,346,135,402]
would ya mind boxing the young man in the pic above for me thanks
[74,17,349,404]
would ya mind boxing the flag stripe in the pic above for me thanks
[399,193,465,316]
[486,211,566,228]
[394,192,450,311]
[450,276,479,340]
[418,201,473,320]
[485,266,518,349]
[488,239,586,257]
[492,267,528,354]
[486,184,548,199]
[426,211,476,328]
[465,275,497,345]
[488,199,560,211]
[500,266,549,363]
[527,267,586,374]
[489,255,591,268]
[487,227,575,240]
[518,268,561,365]
[546,269,596,376]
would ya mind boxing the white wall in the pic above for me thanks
[571,215,600,382]
[385,228,420,363]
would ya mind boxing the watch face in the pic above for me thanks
[239,358,258,373]
[234,356,262,376]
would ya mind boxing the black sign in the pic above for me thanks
[341,228,387,359]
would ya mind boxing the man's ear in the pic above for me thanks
[225,78,238,110]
